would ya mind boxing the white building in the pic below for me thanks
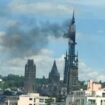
[4,93,56,105]
[18,93,56,105]
[66,89,105,105]
[4,96,18,105]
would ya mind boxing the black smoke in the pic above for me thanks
[0,20,69,58]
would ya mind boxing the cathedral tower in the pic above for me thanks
[63,12,79,94]
[24,59,36,93]
[49,60,60,83]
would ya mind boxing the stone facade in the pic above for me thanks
[49,60,60,84]
[63,12,79,94]
[24,59,36,93]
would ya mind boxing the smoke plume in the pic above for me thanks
[0,20,69,58]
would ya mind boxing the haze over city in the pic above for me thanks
[0,0,105,81]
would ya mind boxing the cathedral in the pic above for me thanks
[47,12,80,95]
[63,12,79,93]
[24,12,80,97]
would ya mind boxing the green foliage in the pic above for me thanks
[0,74,49,90]
[36,78,48,85]
[0,82,4,89]
[56,95,65,102]
[1,74,24,89]
[2,74,105,93]
[45,98,54,105]
[79,81,87,90]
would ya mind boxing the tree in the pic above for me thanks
[45,98,54,105]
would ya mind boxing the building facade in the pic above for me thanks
[18,93,56,105]
[24,59,36,93]
[63,12,79,94]
[3,93,56,105]
[48,60,60,96]
[87,80,102,92]
[4,96,18,105]
[66,88,105,105]
[36,60,61,97]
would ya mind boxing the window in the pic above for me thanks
[81,99,84,105]
[88,99,96,105]
[29,98,32,100]
[40,99,44,102]
[102,93,105,97]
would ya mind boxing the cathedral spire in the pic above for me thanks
[63,11,79,94]
[64,11,76,42]
[71,10,75,24]
[68,10,76,43]
[51,60,58,73]
[49,60,60,83]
